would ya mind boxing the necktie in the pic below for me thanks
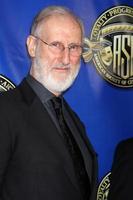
[51,97,91,199]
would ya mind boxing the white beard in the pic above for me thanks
[32,57,80,95]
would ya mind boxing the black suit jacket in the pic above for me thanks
[108,138,133,200]
[0,79,98,200]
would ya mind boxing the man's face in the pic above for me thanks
[27,14,82,96]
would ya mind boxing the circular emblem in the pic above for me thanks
[83,6,133,87]
[0,75,15,92]
[97,172,111,200]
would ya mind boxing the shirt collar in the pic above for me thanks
[26,74,56,103]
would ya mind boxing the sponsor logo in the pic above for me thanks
[83,6,133,87]
[97,172,111,200]
[0,75,15,92]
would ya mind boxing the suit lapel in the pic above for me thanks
[62,100,97,186]
[67,108,98,196]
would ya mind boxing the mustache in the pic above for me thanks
[52,63,71,69]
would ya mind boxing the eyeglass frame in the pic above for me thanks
[31,35,83,57]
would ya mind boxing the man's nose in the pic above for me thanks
[61,48,70,65]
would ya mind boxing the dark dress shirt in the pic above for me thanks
[26,75,91,199]
[26,75,62,133]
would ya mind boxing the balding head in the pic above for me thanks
[30,6,84,40]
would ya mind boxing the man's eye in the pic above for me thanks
[51,42,62,48]
[70,45,79,50]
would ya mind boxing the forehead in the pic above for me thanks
[39,14,82,40]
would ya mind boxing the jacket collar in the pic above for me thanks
[18,78,36,105]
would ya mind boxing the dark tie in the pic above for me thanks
[51,97,90,199]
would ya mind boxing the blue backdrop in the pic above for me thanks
[0,0,133,199]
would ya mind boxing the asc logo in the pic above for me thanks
[97,172,111,200]
[0,75,15,92]
[83,6,133,87]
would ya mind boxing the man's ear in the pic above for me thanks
[26,35,37,57]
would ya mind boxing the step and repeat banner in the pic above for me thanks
[0,0,133,199]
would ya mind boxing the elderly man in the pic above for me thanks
[0,6,97,200]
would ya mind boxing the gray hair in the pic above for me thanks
[30,5,84,38]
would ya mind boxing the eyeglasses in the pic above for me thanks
[32,35,83,57]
